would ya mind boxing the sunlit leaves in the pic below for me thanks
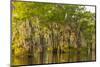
[12,2,95,62]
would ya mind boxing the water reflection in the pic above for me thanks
[12,50,94,65]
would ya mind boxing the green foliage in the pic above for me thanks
[12,2,96,64]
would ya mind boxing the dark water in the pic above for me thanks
[12,50,95,65]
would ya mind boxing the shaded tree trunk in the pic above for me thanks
[76,31,81,61]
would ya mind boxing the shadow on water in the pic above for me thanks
[12,49,94,65]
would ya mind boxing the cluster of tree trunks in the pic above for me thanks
[12,18,95,64]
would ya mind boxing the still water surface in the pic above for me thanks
[12,51,90,65]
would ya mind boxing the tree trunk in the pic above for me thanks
[76,31,81,61]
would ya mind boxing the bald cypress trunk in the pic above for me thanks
[68,30,71,62]
[76,31,81,61]
[25,19,34,64]
[40,33,45,64]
